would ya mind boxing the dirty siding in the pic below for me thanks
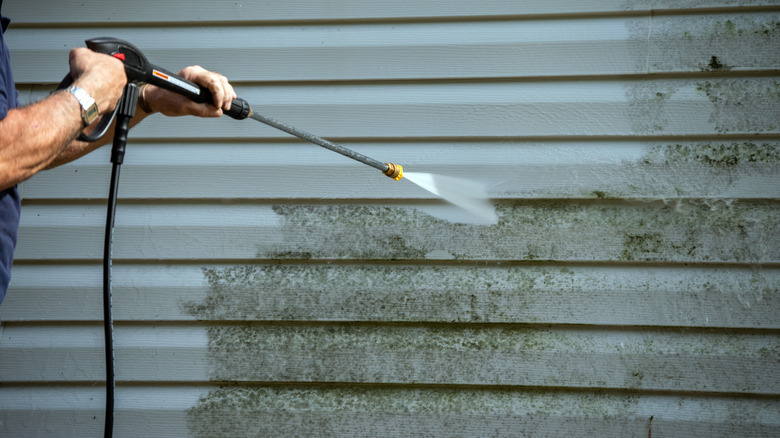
[1,1,779,437]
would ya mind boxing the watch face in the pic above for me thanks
[84,104,100,125]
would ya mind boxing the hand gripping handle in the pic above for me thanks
[85,37,251,120]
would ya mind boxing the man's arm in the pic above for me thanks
[45,92,152,169]
[0,43,237,191]
[0,48,126,190]
[46,65,238,169]
[0,92,83,187]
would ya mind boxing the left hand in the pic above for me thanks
[141,66,237,117]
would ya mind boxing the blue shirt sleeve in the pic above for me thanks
[0,12,22,306]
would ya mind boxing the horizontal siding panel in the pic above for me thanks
[1,386,778,438]
[3,264,778,329]
[14,200,779,262]
[17,141,780,200]
[7,0,776,24]
[8,13,779,82]
[0,386,195,438]
[2,324,778,395]
[20,77,780,140]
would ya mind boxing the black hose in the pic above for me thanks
[102,162,119,438]
[101,83,137,438]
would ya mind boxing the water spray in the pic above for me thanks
[64,37,494,438]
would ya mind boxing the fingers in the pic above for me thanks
[179,65,237,112]
[141,65,237,118]
[142,84,220,118]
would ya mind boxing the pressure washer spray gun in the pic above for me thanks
[64,37,403,180]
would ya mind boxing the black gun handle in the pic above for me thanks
[83,37,252,121]
[144,68,251,120]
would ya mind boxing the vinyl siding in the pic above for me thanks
[1,1,779,437]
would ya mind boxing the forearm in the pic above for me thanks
[50,72,235,167]
[1,61,235,189]
[0,91,83,190]
[47,99,152,168]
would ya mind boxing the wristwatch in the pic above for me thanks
[66,85,100,126]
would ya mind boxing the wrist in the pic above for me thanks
[138,83,154,114]
[64,85,100,126]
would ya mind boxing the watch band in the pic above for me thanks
[66,85,100,126]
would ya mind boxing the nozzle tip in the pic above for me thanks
[384,163,403,181]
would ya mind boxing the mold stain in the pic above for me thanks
[622,233,665,261]
[183,264,590,323]
[591,190,619,200]
[634,141,780,196]
[703,55,732,72]
[624,12,779,135]
[187,386,646,438]
[644,142,779,168]
[259,200,779,264]
[696,79,780,134]
[196,324,778,382]
[625,78,779,137]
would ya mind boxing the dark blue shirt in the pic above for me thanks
[0,10,21,306]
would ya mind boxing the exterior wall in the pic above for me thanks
[1,1,779,436]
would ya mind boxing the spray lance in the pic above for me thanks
[70,37,404,180]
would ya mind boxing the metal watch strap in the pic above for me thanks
[66,85,100,126]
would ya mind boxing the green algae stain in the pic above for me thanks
[183,264,587,323]
[229,200,779,264]
[702,55,733,72]
[616,200,778,263]
[187,386,647,437]
[590,191,620,200]
[696,79,780,134]
[621,233,665,261]
[269,204,433,261]
[645,142,780,168]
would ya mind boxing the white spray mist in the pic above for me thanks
[403,172,498,225]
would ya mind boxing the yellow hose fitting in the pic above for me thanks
[384,163,403,181]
